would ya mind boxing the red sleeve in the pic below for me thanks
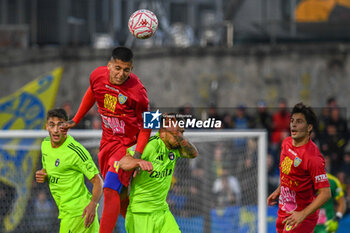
[72,87,96,124]
[309,154,330,190]
[135,87,150,121]
[135,127,151,153]
[134,86,150,153]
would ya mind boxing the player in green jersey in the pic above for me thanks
[35,108,103,233]
[118,114,198,233]
[314,173,346,233]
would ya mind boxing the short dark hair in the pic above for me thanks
[291,103,318,128]
[47,108,68,121]
[326,96,336,105]
[111,46,133,63]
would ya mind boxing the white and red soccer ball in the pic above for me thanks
[128,9,158,39]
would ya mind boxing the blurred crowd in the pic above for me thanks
[23,97,349,231]
[173,97,350,219]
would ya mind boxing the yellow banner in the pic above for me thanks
[295,0,350,22]
[0,67,62,232]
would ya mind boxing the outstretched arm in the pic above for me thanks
[119,153,153,171]
[82,174,103,228]
[62,87,96,131]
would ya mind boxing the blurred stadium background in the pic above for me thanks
[1,0,350,232]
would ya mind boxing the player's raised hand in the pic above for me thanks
[35,169,47,183]
[60,120,77,133]
[82,201,97,228]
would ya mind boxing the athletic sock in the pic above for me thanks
[99,188,120,233]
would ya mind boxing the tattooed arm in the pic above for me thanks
[162,114,198,159]
[172,130,198,159]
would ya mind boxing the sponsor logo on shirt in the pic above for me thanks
[294,157,302,167]
[149,169,173,178]
[281,175,299,187]
[315,174,328,183]
[55,159,60,167]
[156,154,164,161]
[49,176,59,184]
[101,115,125,134]
[279,186,297,212]
[105,84,119,93]
[288,148,297,156]
[118,93,127,104]
[281,156,293,175]
[104,94,118,112]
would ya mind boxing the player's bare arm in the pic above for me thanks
[173,132,198,159]
[119,153,153,171]
[62,86,96,132]
[267,185,281,206]
[162,115,198,158]
[82,173,103,228]
[326,193,347,232]
[336,194,347,217]
[283,187,331,229]
[35,169,47,183]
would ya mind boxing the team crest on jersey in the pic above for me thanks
[118,93,127,104]
[294,157,302,167]
[168,152,175,160]
[55,159,60,167]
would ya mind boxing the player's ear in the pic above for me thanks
[307,124,313,134]
[107,61,111,70]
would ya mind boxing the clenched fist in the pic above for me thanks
[35,169,47,183]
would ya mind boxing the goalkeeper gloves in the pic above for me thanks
[325,218,338,233]
[325,212,343,233]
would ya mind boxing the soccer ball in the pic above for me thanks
[128,9,158,39]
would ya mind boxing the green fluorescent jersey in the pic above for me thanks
[318,173,344,223]
[127,133,181,213]
[41,135,99,219]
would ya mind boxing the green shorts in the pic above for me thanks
[60,214,99,233]
[125,209,181,233]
